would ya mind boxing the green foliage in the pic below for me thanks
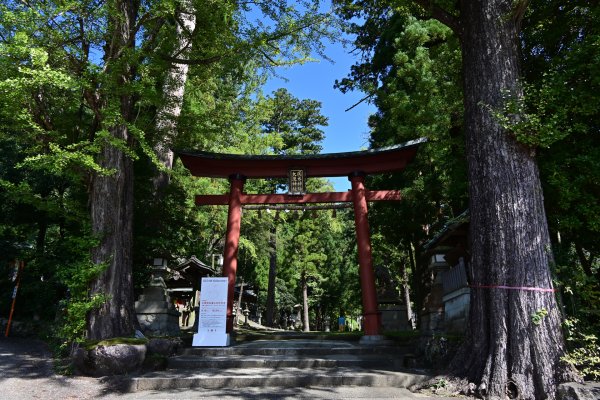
[52,236,104,295]
[1,0,341,340]
[493,82,574,149]
[553,252,600,317]
[519,2,600,249]
[531,308,548,326]
[562,318,600,381]
[50,234,109,349]
[496,2,600,150]
[56,294,106,351]
[263,88,328,155]
[431,378,448,390]
[274,277,298,315]
[0,43,104,343]
[334,2,467,315]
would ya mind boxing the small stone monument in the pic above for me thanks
[375,264,409,331]
[420,254,448,334]
[135,259,181,336]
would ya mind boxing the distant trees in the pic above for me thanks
[264,88,328,155]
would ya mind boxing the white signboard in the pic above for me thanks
[193,277,230,346]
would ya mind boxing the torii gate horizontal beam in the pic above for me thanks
[195,190,402,206]
[177,138,426,179]
[243,204,351,211]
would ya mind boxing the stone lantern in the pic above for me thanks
[135,259,181,336]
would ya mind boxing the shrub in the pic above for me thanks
[562,317,600,381]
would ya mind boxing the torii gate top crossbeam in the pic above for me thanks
[176,138,426,179]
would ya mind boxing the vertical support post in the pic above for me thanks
[5,260,24,337]
[349,172,381,337]
[223,174,245,333]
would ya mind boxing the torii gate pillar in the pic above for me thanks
[349,172,381,336]
[223,174,245,333]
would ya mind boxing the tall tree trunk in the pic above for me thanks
[265,225,277,327]
[86,0,138,340]
[88,127,137,339]
[302,271,310,332]
[153,2,196,192]
[456,1,579,397]
[400,259,415,329]
[36,219,47,254]
[234,280,244,326]
[407,240,425,326]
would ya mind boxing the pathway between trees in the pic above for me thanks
[0,337,461,399]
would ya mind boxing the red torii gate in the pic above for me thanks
[177,138,426,341]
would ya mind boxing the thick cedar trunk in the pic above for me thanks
[456,1,577,397]
[265,225,277,327]
[88,126,137,339]
[87,0,138,340]
[301,271,310,332]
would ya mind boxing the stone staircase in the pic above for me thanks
[122,334,431,392]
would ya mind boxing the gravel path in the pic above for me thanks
[0,337,109,399]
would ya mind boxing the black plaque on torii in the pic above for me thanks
[288,168,306,195]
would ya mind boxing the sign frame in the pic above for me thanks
[287,168,306,195]
[192,277,230,347]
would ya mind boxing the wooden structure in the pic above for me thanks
[177,138,426,339]
[423,211,470,334]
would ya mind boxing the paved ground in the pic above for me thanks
[0,337,460,399]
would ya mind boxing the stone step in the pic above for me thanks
[180,345,409,357]
[124,366,431,392]
[233,332,362,342]
[179,339,410,357]
[168,353,406,370]
[123,338,427,393]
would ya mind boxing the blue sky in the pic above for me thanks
[263,38,376,190]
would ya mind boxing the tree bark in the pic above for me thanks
[234,280,244,326]
[88,126,137,339]
[265,225,277,327]
[302,270,310,332]
[455,1,579,397]
[400,259,415,329]
[408,239,426,327]
[86,0,138,340]
[36,219,47,254]
[153,2,196,192]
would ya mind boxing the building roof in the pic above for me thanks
[423,210,470,253]
[173,256,215,282]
